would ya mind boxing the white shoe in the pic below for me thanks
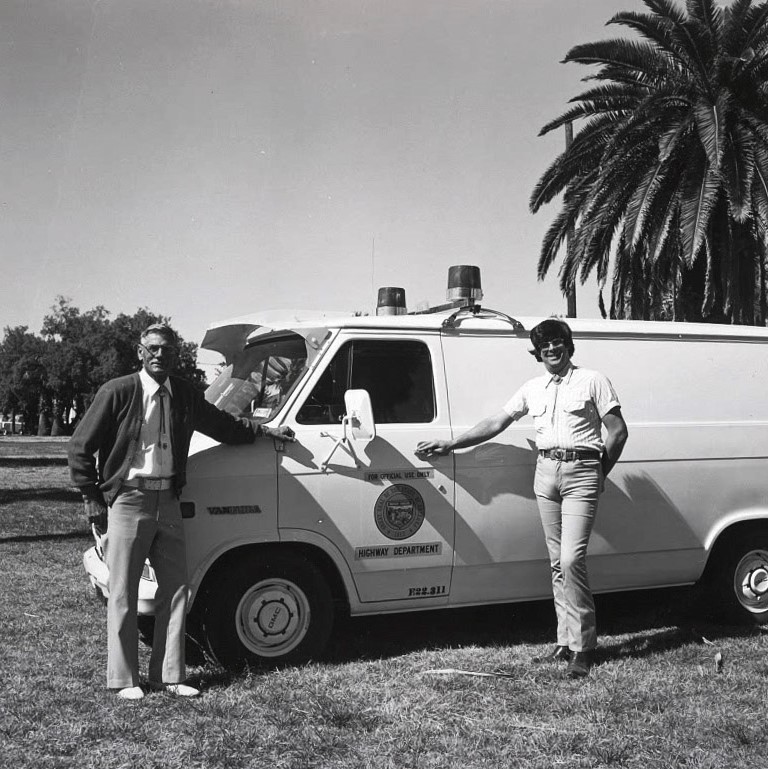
[116,686,144,700]
[150,682,200,697]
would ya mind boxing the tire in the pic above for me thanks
[705,535,768,625]
[198,551,335,669]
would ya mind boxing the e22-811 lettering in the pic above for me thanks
[407,585,447,597]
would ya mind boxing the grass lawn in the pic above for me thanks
[1,437,767,768]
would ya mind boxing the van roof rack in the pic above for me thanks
[410,299,468,315]
[440,304,524,331]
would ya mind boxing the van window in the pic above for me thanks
[205,333,308,423]
[297,340,435,424]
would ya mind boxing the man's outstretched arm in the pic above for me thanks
[415,410,514,457]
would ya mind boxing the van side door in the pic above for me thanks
[278,333,455,606]
[440,329,553,604]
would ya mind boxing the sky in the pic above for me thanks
[0,0,646,372]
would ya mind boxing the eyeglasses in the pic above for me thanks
[139,343,178,357]
[538,339,565,351]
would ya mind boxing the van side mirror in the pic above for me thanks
[344,389,376,443]
[319,389,376,471]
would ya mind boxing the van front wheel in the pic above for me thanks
[707,538,768,625]
[200,552,335,669]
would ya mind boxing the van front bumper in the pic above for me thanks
[82,543,158,616]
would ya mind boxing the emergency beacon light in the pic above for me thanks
[376,286,407,315]
[446,265,483,304]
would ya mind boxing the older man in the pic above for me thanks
[69,323,294,699]
[416,318,628,678]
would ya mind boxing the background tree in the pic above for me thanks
[531,0,768,323]
[0,298,206,434]
[0,327,49,434]
[41,297,113,434]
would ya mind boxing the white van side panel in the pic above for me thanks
[182,442,279,594]
[575,334,768,422]
[441,327,768,605]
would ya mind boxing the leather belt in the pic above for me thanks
[539,449,601,462]
[124,476,174,491]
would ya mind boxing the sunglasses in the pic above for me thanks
[538,339,565,351]
[139,342,178,357]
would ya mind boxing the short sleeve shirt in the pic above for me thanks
[502,365,620,452]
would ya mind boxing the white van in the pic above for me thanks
[83,269,768,668]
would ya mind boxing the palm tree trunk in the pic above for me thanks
[760,250,767,327]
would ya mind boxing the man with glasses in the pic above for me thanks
[69,324,294,699]
[416,318,627,678]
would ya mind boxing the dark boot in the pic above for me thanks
[566,651,594,678]
[533,645,571,663]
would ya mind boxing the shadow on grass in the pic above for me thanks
[0,457,69,466]
[178,586,761,685]
[0,530,89,544]
[0,487,81,505]
[596,622,759,666]
[324,585,749,664]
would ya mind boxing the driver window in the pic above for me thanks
[296,339,434,425]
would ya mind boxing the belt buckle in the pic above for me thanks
[552,448,565,461]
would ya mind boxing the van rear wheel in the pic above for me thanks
[706,536,768,625]
[200,552,335,669]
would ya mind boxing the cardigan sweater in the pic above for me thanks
[68,372,255,505]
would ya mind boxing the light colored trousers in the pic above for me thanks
[105,487,188,689]
[534,456,602,652]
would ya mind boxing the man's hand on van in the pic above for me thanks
[262,424,296,442]
[415,439,452,457]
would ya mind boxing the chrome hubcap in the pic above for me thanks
[236,578,311,657]
[735,550,768,613]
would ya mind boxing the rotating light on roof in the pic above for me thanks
[446,265,483,304]
[376,286,407,315]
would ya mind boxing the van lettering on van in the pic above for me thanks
[366,470,434,481]
[392,543,441,556]
[207,505,262,516]
[408,585,447,597]
[355,546,392,559]
[355,542,443,560]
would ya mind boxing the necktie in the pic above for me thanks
[550,374,561,425]
[157,387,167,449]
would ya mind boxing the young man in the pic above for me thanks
[69,324,294,699]
[416,319,628,678]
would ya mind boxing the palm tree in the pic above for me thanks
[531,0,768,324]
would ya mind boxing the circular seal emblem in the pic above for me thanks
[374,484,425,540]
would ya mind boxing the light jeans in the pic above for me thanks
[534,456,602,652]
[105,487,188,689]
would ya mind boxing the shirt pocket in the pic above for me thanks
[561,397,596,430]
[562,398,590,416]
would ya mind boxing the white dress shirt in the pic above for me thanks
[126,369,176,479]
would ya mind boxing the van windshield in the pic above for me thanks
[205,333,308,423]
